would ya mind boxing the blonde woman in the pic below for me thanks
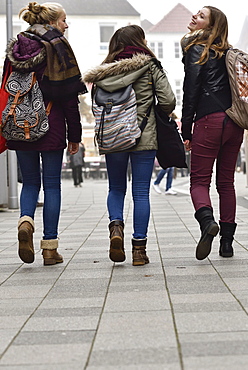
[3,2,87,265]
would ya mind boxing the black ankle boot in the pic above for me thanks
[194,207,219,260]
[219,222,236,257]
[108,220,125,262]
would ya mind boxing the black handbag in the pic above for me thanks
[151,72,187,170]
[154,104,187,169]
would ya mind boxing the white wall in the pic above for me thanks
[147,32,185,118]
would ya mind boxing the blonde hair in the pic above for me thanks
[19,2,64,26]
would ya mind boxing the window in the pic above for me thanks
[176,89,181,106]
[100,25,115,50]
[158,42,163,59]
[174,42,180,58]
[150,42,155,54]
[148,41,163,58]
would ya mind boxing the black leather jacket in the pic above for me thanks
[181,44,231,141]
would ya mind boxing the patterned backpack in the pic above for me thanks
[205,48,248,129]
[225,48,248,129]
[1,71,52,141]
[92,84,142,154]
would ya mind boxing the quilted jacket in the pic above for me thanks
[4,34,82,151]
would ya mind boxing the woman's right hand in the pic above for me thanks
[184,140,192,151]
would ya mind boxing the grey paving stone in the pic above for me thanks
[97,311,175,335]
[39,297,104,309]
[93,330,177,350]
[33,307,102,317]
[183,355,248,370]
[172,301,242,313]
[88,347,180,367]
[0,316,29,330]
[181,340,248,357]
[170,293,237,304]
[175,311,248,333]
[0,286,52,299]
[179,331,248,343]
[0,343,90,365]
[104,290,171,312]
[12,330,95,345]
[87,365,181,370]
[0,329,17,354]
[22,316,99,332]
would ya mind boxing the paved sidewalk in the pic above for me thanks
[1,171,248,370]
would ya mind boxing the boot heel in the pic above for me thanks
[208,222,219,236]
[43,257,57,266]
[109,221,125,262]
[132,239,149,266]
[18,216,35,264]
[41,239,63,266]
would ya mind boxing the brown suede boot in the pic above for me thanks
[132,239,149,266]
[18,216,35,263]
[109,220,125,262]
[40,239,63,266]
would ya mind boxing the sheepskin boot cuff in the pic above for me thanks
[18,216,35,232]
[40,239,58,250]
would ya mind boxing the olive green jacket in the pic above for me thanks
[83,54,176,151]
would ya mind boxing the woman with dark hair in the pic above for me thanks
[84,25,175,266]
[181,6,244,260]
[3,2,87,265]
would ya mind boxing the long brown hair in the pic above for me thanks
[102,25,156,63]
[184,6,231,64]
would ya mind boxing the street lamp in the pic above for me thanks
[6,0,18,209]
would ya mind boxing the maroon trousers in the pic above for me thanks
[190,112,244,223]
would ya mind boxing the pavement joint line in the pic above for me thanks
[152,211,184,370]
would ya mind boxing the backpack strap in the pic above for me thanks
[138,66,154,132]
[46,101,53,115]
[204,86,226,111]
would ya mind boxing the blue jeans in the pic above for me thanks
[154,167,174,191]
[105,150,156,239]
[16,150,64,240]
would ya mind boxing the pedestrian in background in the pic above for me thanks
[83,25,175,266]
[69,142,85,187]
[181,6,244,260]
[152,167,177,195]
[3,2,86,265]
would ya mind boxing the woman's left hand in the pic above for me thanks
[68,142,79,154]
[184,140,192,151]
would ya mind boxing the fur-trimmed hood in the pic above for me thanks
[83,53,152,84]
[6,35,46,71]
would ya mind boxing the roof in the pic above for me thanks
[141,19,154,32]
[0,0,140,17]
[148,3,192,33]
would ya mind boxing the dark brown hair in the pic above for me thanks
[102,25,156,63]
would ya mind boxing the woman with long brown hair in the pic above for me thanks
[84,25,175,266]
[181,6,244,260]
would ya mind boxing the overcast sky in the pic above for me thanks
[128,1,246,45]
